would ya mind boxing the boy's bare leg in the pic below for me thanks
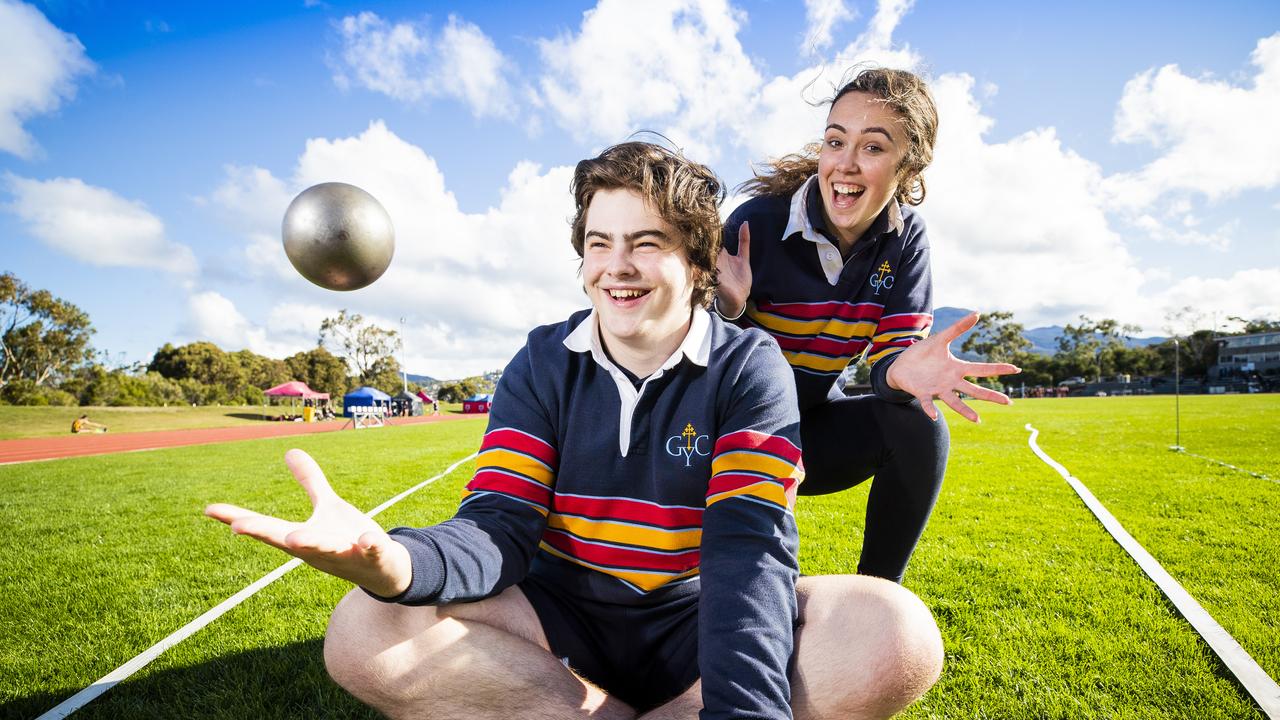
[643,575,943,720]
[324,585,636,720]
[790,575,943,719]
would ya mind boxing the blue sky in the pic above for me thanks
[3,0,1278,378]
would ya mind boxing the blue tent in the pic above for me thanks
[342,386,392,417]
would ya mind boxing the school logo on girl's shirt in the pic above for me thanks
[870,261,895,295]
[666,422,711,467]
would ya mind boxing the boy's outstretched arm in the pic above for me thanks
[205,448,412,598]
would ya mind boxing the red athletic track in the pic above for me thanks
[0,414,485,465]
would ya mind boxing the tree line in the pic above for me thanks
[961,311,1279,389]
[0,272,420,407]
[7,271,1273,407]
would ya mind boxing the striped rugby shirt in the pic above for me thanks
[385,307,805,719]
[723,175,934,410]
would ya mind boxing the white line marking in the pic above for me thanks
[1025,424,1280,719]
[37,451,478,720]
[1171,447,1273,482]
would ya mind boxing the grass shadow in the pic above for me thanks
[7,640,378,720]
[224,412,275,422]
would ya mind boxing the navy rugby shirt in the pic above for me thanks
[723,175,934,410]
[383,308,806,720]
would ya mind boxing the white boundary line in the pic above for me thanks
[36,451,478,720]
[1024,424,1280,719]
[1172,447,1273,483]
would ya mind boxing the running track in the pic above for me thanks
[0,414,484,465]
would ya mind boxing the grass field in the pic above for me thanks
[1,395,1276,718]
[0,403,467,440]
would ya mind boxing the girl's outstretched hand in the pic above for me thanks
[715,221,752,318]
[885,312,1021,423]
[206,448,412,598]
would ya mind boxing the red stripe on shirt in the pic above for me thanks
[755,300,884,323]
[714,430,804,465]
[466,470,552,508]
[875,313,933,332]
[542,530,701,573]
[771,334,870,358]
[552,493,703,529]
[479,427,558,467]
[707,472,798,497]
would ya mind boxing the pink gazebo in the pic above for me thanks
[264,381,330,400]
[263,381,331,420]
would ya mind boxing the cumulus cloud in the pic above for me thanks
[208,121,586,378]
[535,0,762,160]
[0,0,95,158]
[735,0,922,161]
[1104,32,1280,210]
[924,74,1150,329]
[802,0,854,56]
[4,173,197,274]
[187,292,324,359]
[917,72,1279,334]
[331,11,514,118]
[1147,269,1280,332]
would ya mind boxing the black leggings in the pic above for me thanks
[799,395,949,583]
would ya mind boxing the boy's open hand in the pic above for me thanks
[205,448,412,598]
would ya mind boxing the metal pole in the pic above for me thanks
[399,317,408,394]
[1172,338,1182,451]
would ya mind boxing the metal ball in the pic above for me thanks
[282,182,395,291]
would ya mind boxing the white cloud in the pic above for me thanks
[4,173,197,274]
[330,11,514,118]
[924,74,1150,328]
[802,0,854,56]
[920,73,1278,335]
[1147,269,1280,331]
[1105,32,1280,210]
[208,121,587,378]
[1130,214,1236,250]
[187,292,318,359]
[535,0,762,160]
[0,0,95,158]
[735,0,922,161]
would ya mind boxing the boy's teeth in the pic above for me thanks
[609,289,645,298]
[833,183,864,196]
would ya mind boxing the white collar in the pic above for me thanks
[563,306,711,370]
[781,175,905,244]
[563,307,711,457]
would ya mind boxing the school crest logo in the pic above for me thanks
[869,260,894,295]
[665,422,711,467]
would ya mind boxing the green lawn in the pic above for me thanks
[1,396,1275,718]
[0,403,469,440]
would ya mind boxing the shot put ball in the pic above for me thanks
[282,182,395,291]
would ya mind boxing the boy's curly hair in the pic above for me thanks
[570,142,725,308]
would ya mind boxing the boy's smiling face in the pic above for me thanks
[581,188,694,355]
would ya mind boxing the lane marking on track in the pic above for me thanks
[36,451,479,720]
[1025,424,1280,719]
[1171,447,1273,483]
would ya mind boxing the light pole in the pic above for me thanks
[1171,338,1183,451]
[399,317,408,394]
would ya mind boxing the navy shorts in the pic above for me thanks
[518,573,700,711]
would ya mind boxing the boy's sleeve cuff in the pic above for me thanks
[362,528,446,605]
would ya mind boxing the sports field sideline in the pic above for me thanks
[1,395,1276,719]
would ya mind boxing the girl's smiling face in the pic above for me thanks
[818,91,907,250]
